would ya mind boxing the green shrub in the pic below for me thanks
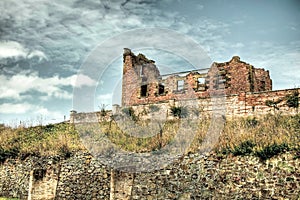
[0,146,19,163]
[265,99,282,111]
[99,104,108,116]
[170,106,188,118]
[122,107,138,121]
[43,124,55,132]
[59,144,72,158]
[149,104,160,113]
[286,91,299,109]
[231,140,255,156]
[245,117,259,128]
[256,143,289,160]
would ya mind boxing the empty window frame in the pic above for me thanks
[140,85,148,97]
[260,80,266,91]
[140,65,143,77]
[158,84,165,95]
[197,77,206,91]
[177,80,184,91]
[213,76,220,89]
[197,77,205,84]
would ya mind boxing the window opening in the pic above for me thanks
[140,85,148,97]
[177,80,184,91]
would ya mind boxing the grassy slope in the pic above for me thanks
[0,113,299,162]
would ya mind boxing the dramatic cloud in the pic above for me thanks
[0,72,97,100]
[0,41,28,59]
[0,40,47,66]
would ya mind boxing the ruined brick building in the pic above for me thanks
[70,48,298,123]
[122,48,272,107]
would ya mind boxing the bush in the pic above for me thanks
[256,143,289,160]
[231,140,256,156]
[265,99,282,111]
[170,106,188,118]
[286,91,299,109]
[122,107,138,121]
[0,146,19,163]
[245,117,259,128]
[149,104,160,113]
[59,144,72,158]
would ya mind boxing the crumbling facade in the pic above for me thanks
[122,48,272,106]
[70,49,298,123]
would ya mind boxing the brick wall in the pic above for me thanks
[121,49,272,107]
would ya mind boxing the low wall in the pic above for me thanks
[70,89,299,123]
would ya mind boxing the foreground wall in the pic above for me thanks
[131,151,300,199]
[0,151,299,199]
[0,153,111,200]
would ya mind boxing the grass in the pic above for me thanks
[0,123,84,162]
[0,113,299,162]
[0,198,19,200]
[216,114,300,158]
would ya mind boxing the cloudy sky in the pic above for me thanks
[0,0,299,126]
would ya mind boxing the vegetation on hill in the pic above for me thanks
[0,113,299,163]
[0,123,84,163]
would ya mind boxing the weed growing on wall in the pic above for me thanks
[170,106,188,118]
[121,107,138,121]
[149,104,160,113]
[286,90,299,112]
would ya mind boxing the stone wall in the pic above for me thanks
[0,159,31,199]
[0,153,111,200]
[105,88,299,121]
[1,151,299,199]
[229,88,300,117]
[0,156,60,200]
[55,152,111,199]
[131,152,300,199]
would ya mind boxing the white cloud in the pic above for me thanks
[27,50,48,61]
[0,40,47,62]
[0,102,65,126]
[0,102,63,116]
[0,102,34,114]
[70,74,97,88]
[0,72,97,100]
[0,41,28,59]
[232,42,245,48]
[196,4,204,10]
